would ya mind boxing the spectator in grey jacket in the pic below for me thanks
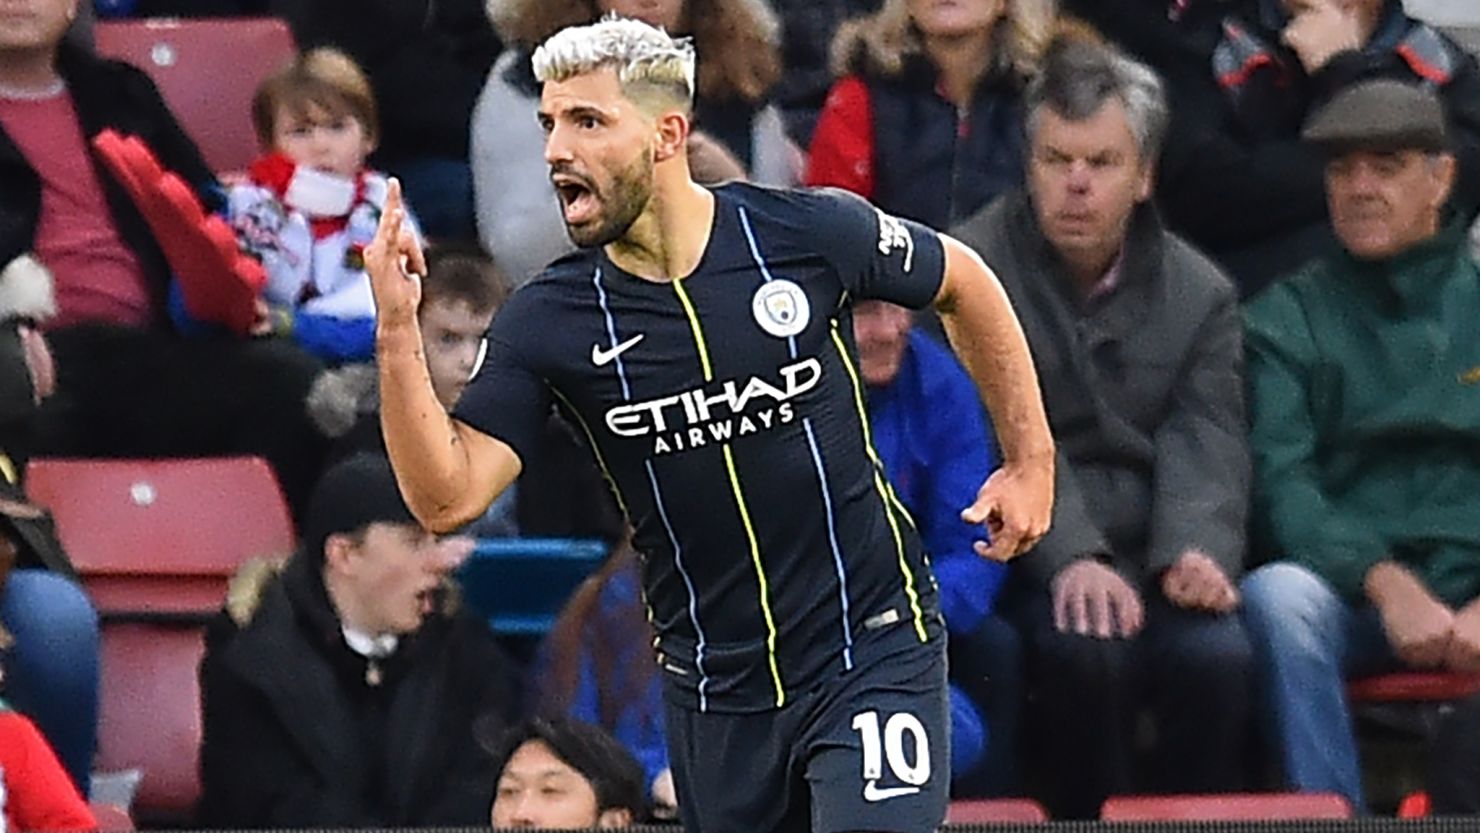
[951,36,1253,819]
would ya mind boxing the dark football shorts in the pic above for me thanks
[665,622,950,833]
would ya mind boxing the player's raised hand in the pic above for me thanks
[365,178,425,329]
[961,454,1053,562]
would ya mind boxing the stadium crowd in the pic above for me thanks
[2,0,1480,828]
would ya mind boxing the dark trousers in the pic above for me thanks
[25,326,328,520]
[948,613,1023,797]
[1429,693,1480,815]
[1006,587,1254,819]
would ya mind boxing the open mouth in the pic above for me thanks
[553,174,600,225]
[415,586,437,617]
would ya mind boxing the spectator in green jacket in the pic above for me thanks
[1242,78,1480,815]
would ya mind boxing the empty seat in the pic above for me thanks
[92,17,297,173]
[1100,792,1352,821]
[25,456,294,613]
[456,538,607,636]
[94,624,206,821]
[25,456,293,822]
[946,798,1049,823]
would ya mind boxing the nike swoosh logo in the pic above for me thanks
[591,333,644,367]
[863,780,921,802]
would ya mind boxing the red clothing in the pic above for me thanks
[0,90,154,330]
[804,76,875,199]
[0,710,96,832]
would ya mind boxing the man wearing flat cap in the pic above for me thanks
[197,453,516,828]
[1240,79,1480,813]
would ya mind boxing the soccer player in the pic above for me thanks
[366,17,1055,833]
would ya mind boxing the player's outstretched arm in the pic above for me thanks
[934,234,1056,561]
[365,179,522,532]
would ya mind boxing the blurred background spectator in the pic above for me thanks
[267,0,502,241]
[852,298,1017,797]
[1063,0,1480,297]
[227,47,411,364]
[484,717,648,829]
[953,35,1253,819]
[198,454,517,828]
[534,544,676,815]
[770,0,882,147]
[1,0,330,518]
[0,682,97,833]
[807,0,1057,230]
[1240,79,1480,815]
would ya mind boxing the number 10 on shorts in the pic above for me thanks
[851,710,931,787]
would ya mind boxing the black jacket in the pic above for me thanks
[952,191,1249,588]
[868,57,1027,230]
[1064,0,1480,297]
[197,556,515,828]
[0,45,217,325]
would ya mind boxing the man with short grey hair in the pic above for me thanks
[953,36,1253,819]
[1241,78,1480,813]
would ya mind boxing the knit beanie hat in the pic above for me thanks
[300,453,419,564]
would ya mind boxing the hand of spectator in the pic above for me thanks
[651,767,678,819]
[1446,597,1480,673]
[962,454,1054,562]
[1161,550,1239,613]
[1367,561,1455,668]
[1051,558,1144,639]
[17,322,54,403]
[247,298,294,338]
[364,178,425,331]
[1281,0,1364,73]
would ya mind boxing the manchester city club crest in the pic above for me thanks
[751,279,811,338]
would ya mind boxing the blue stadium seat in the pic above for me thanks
[456,538,608,637]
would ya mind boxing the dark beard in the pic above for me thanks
[565,151,655,248]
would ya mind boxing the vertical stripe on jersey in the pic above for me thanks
[646,459,712,710]
[828,319,929,643]
[739,206,855,672]
[592,266,632,399]
[591,266,714,707]
[671,274,786,708]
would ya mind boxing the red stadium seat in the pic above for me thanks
[25,457,293,822]
[94,624,206,821]
[1348,672,1480,703]
[1100,793,1353,821]
[92,17,297,173]
[24,456,294,613]
[946,799,1050,823]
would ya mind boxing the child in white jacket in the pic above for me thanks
[229,48,418,363]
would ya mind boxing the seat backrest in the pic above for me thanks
[946,799,1049,823]
[1100,793,1352,821]
[92,17,296,173]
[1348,671,1480,703]
[96,623,206,822]
[25,457,294,613]
[457,538,607,636]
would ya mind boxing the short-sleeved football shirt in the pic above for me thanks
[457,182,951,712]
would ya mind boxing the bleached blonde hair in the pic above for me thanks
[532,16,697,116]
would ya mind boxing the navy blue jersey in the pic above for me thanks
[456,183,950,713]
